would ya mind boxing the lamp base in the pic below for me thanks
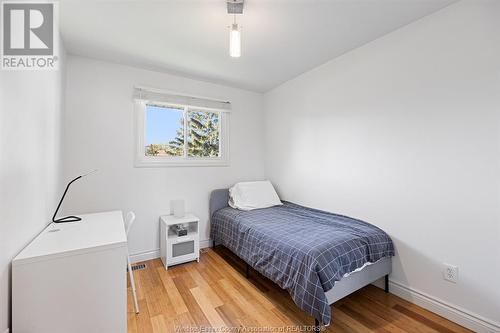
[53,216,82,223]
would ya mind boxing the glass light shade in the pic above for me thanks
[229,23,241,58]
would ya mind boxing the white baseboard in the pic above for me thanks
[389,280,500,333]
[129,239,212,264]
[199,239,212,249]
[129,249,159,263]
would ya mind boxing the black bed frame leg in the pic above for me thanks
[314,319,320,332]
[384,274,389,293]
[245,263,250,278]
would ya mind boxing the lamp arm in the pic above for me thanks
[52,175,82,223]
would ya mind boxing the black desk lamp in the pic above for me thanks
[52,169,98,223]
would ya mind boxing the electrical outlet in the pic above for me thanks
[443,263,458,283]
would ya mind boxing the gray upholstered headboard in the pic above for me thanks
[209,189,229,220]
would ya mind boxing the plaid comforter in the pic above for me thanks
[210,202,394,325]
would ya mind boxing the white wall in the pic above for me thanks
[63,56,265,261]
[0,48,66,332]
[264,1,500,331]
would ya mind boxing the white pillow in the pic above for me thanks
[229,181,282,211]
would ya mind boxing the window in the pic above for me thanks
[134,90,229,167]
[145,105,185,157]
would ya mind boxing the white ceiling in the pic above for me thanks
[60,0,455,92]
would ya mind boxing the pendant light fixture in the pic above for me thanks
[229,20,241,57]
[227,0,244,58]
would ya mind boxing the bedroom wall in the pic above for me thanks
[264,1,500,331]
[0,45,66,333]
[63,55,265,261]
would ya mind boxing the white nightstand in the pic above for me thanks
[159,213,200,269]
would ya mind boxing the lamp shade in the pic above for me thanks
[171,199,185,218]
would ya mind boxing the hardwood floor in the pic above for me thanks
[127,247,471,333]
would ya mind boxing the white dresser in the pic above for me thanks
[12,211,128,333]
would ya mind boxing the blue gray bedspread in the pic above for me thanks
[210,202,394,325]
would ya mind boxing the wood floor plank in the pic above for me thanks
[129,249,472,333]
[127,287,139,333]
[195,259,227,291]
[348,292,432,333]
[361,286,471,333]
[135,299,154,333]
[218,273,289,328]
[132,262,149,301]
[342,298,409,333]
[327,313,367,333]
[216,278,270,326]
[186,264,224,307]
[206,250,276,311]
[150,314,172,333]
[127,315,138,333]
[156,266,189,315]
[174,311,197,329]
[208,276,237,304]
[197,250,225,282]
[392,304,457,333]
[215,303,241,327]
[334,308,375,333]
[339,303,393,333]
[216,277,289,328]
[172,274,211,327]
[190,286,227,328]
[144,263,176,318]
[270,307,296,327]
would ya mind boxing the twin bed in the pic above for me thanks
[209,189,394,328]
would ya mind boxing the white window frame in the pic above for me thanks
[134,100,230,167]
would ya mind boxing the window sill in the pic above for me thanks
[134,157,229,168]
